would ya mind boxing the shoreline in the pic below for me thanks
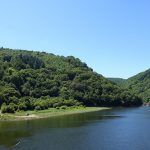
[0,107,110,121]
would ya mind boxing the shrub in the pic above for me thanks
[1,103,7,113]
[1,103,17,113]
[60,105,68,110]
[35,106,41,111]
[33,100,49,110]
[18,102,27,111]
[53,103,62,108]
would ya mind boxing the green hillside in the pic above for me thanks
[0,48,142,113]
[108,78,125,85]
[123,69,150,102]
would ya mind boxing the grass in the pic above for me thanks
[0,107,110,121]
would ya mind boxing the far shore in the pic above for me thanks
[0,107,110,121]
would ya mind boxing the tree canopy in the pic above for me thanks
[122,69,150,102]
[0,48,143,113]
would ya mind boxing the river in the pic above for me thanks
[0,107,150,150]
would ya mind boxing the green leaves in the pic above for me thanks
[0,48,143,113]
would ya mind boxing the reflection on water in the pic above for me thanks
[0,107,149,150]
[0,109,122,149]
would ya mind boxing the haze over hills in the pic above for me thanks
[0,48,142,113]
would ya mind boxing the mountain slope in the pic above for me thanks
[0,48,142,112]
[108,78,125,85]
[123,69,150,102]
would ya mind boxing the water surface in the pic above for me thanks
[0,107,150,150]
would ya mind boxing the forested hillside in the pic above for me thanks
[0,48,142,113]
[108,78,125,85]
[123,69,150,102]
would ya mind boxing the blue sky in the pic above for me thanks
[0,0,150,78]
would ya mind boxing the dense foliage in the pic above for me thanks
[122,69,150,102]
[0,48,142,113]
[108,78,125,85]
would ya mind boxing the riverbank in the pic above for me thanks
[0,107,110,121]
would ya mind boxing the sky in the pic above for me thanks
[0,0,150,79]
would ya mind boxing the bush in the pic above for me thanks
[53,103,62,108]
[1,103,17,113]
[63,99,83,107]
[60,105,68,110]
[1,103,7,113]
[33,100,48,110]
[18,102,27,111]
[35,106,41,111]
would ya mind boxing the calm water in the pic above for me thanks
[0,107,150,150]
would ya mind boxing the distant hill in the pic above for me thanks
[108,78,125,85]
[0,48,142,113]
[123,69,150,102]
